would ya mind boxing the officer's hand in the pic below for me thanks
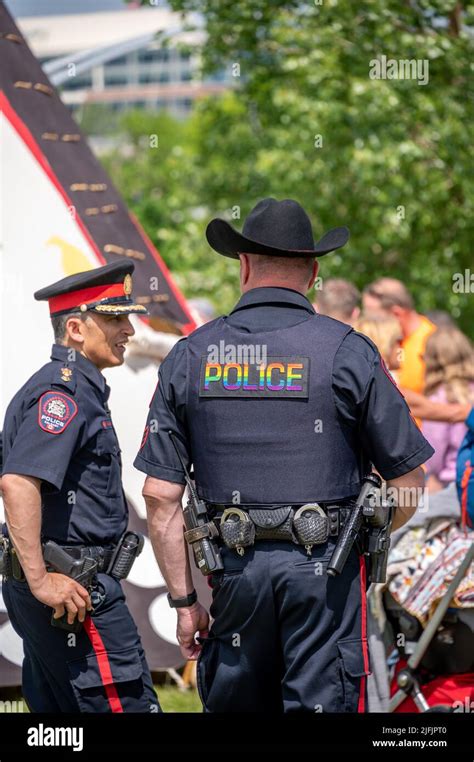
[30,572,92,624]
[176,601,209,661]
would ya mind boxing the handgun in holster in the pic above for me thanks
[43,541,98,633]
[327,472,394,583]
[362,494,395,583]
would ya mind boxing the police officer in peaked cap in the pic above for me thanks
[135,199,434,712]
[2,260,160,712]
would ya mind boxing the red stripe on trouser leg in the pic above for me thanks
[83,617,124,713]
[358,555,369,713]
[461,461,472,533]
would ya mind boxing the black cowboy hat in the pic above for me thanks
[206,198,349,259]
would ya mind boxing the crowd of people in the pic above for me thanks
[314,276,474,494]
[314,276,474,711]
[1,189,473,714]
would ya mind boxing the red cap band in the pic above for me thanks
[48,283,126,315]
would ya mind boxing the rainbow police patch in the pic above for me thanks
[38,391,78,434]
[199,356,309,398]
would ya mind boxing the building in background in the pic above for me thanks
[14,4,231,121]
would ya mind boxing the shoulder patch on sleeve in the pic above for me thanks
[38,391,78,434]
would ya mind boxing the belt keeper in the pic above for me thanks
[184,523,218,544]
[327,508,340,536]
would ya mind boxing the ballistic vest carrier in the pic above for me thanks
[185,313,362,505]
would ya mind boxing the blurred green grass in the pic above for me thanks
[158,686,202,713]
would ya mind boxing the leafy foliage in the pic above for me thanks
[103,1,474,328]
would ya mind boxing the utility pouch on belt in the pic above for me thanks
[219,503,330,556]
[107,531,144,580]
[219,508,255,555]
[293,504,329,555]
[0,535,12,578]
[249,507,294,541]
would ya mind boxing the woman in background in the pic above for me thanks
[355,314,403,378]
[423,328,474,493]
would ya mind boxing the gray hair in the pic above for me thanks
[51,311,84,343]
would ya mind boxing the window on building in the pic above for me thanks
[62,76,93,91]
[139,72,161,84]
[107,55,128,66]
[104,75,128,87]
[138,48,170,63]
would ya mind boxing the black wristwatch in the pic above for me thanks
[167,589,197,608]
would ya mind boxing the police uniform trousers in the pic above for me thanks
[197,539,370,713]
[3,572,159,713]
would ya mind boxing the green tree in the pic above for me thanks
[99,108,240,313]
[123,1,473,328]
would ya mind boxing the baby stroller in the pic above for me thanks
[369,422,474,712]
[387,541,474,712]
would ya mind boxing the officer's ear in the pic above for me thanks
[308,259,319,291]
[64,314,86,346]
[239,253,251,290]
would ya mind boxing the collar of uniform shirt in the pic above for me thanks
[51,343,109,396]
[229,286,316,315]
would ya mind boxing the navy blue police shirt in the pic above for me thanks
[2,344,128,545]
[134,287,434,498]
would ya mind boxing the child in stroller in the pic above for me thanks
[368,483,474,712]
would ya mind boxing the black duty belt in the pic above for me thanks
[207,503,353,556]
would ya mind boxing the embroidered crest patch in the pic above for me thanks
[38,391,78,434]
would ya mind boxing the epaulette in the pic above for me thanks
[50,362,78,393]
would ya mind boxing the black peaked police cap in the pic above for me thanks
[34,260,148,317]
[206,197,350,259]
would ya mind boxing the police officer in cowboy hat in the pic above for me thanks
[2,260,160,712]
[135,198,434,712]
